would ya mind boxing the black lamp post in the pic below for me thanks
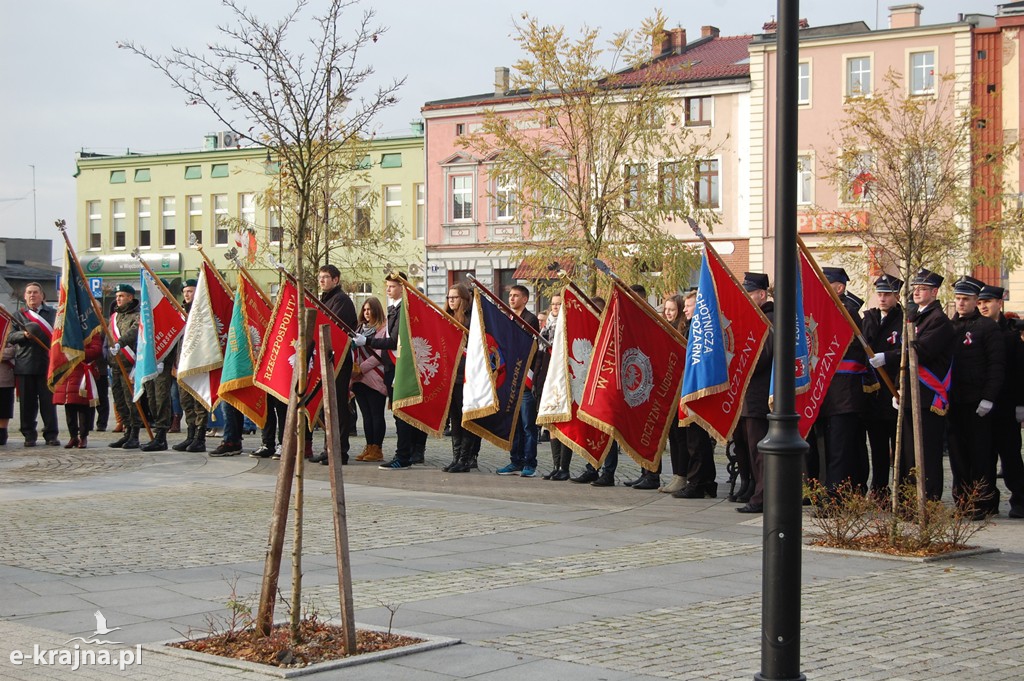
[755,1,807,680]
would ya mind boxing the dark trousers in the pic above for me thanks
[947,402,997,511]
[388,383,423,465]
[95,371,110,429]
[222,403,244,444]
[16,374,58,442]
[448,381,480,460]
[179,384,208,429]
[899,401,945,501]
[144,363,173,431]
[64,404,94,439]
[823,413,868,492]
[352,383,386,447]
[685,423,717,485]
[865,416,897,492]
[734,416,769,506]
[992,405,1024,510]
[510,389,538,469]
[668,421,688,477]
[262,396,287,448]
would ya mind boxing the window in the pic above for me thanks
[87,201,102,249]
[383,185,402,233]
[684,96,712,126]
[908,148,939,200]
[494,175,516,221]
[134,168,151,182]
[111,199,126,248]
[161,197,176,247]
[414,183,425,239]
[624,163,647,210]
[846,56,872,97]
[910,51,935,95]
[188,195,203,244]
[449,269,475,287]
[213,194,229,245]
[380,153,402,168]
[798,62,811,105]
[109,170,126,184]
[353,187,371,238]
[268,207,282,244]
[455,123,465,136]
[239,193,256,227]
[211,163,229,178]
[843,152,875,203]
[451,175,473,221]
[494,268,516,306]
[797,155,813,205]
[137,198,151,248]
[658,161,686,209]
[184,165,202,180]
[694,160,720,209]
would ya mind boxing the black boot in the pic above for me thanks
[142,429,168,452]
[591,470,615,487]
[186,431,207,453]
[632,471,661,490]
[172,425,196,452]
[728,477,753,503]
[0,427,8,446]
[121,426,141,449]
[442,447,460,473]
[110,425,131,448]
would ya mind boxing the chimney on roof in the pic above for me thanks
[669,27,687,52]
[762,17,810,32]
[889,3,923,28]
[701,25,720,39]
[652,28,672,56]
[494,66,510,95]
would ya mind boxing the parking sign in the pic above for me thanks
[89,277,103,298]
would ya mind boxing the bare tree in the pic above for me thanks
[458,12,722,297]
[121,0,402,643]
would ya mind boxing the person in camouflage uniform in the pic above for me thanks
[171,279,208,453]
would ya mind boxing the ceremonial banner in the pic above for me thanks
[392,283,467,437]
[220,275,272,426]
[47,248,101,391]
[299,294,353,428]
[578,286,685,470]
[0,311,11,355]
[148,276,187,363]
[790,248,856,437]
[537,286,612,467]
[681,249,771,444]
[462,289,537,450]
[254,280,299,404]
[177,262,233,410]
[132,271,159,402]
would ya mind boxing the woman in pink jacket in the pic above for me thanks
[352,297,389,462]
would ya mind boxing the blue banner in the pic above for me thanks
[682,251,728,400]
[133,271,158,402]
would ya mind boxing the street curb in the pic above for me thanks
[805,543,1000,563]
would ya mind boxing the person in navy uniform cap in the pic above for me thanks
[733,272,774,513]
[817,266,870,494]
[862,274,904,497]
[895,268,955,500]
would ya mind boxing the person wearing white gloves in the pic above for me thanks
[947,276,1004,519]
[978,284,1024,518]
[107,283,143,449]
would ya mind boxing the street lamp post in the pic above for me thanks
[756,1,807,680]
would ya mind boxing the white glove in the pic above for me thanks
[111,343,121,355]
[869,353,886,369]
[892,396,900,410]
[351,334,367,347]
[977,400,994,418]
[156,362,164,372]
[1016,406,1024,423]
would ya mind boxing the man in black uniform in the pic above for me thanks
[7,282,60,446]
[734,272,774,514]
[818,267,869,493]
[977,284,1024,518]
[312,264,357,466]
[863,274,904,497]
[895,268,954,501]
[947,276,1004,517]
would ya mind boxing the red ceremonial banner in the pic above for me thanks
[151,289,187,362]
[577,287,685,470]
[254,280,299,404]
[300,294,353,427]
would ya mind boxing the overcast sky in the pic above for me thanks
[0,0,980,262]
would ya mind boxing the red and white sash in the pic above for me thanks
[22,309,53,345]
[110,313,137,363]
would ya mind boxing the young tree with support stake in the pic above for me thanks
[457,12,720,298]
[121,0,402,644]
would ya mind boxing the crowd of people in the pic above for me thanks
[2,264,1023,520]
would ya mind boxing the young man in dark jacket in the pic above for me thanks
[863,274,904,496]
[7,282,60,446]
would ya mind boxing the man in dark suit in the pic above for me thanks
[497,285,541,477]
[314,264,357,466]
[7,282,59,447]
[863,274,904,497]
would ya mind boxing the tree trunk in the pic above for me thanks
[905,322,928,525]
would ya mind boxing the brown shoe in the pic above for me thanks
[354,446,372,461]
[77,436,88,449]
[362,444,384,462]
[169,414,181,434]
[64,437,80,449]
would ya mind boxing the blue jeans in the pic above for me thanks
[222,403,244,444]
[510,389,538,469]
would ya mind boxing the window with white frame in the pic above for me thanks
[843,152,875,203]
[87,201,102,249]
[624,163,647,210]
[213,194,229,246]
[846,56,872,97]
[353,187,370,238]
[694,160,720,209]
[494,175,516,221]
[658,161,687,209]
[414,183,425,239]
[684,96,712,126]
[112,199,126,249]
[383,185,402,233]
[187,195,203,244]
[797,155,814,205]
[798,61,811,105]
[908,148,939,200]
[161,197,176,247]
[137,198,151,248]
[239,193,256,227]
[268,207,282,244]
[451,175,473,221]
[540,173,565,218]
[910,51,935,95]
